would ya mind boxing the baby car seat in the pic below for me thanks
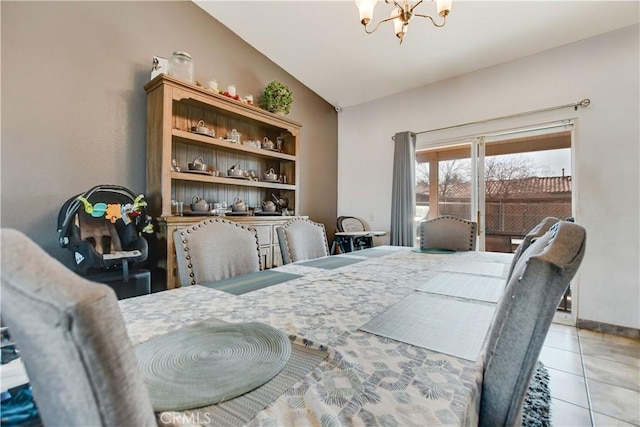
[57,185,153,276]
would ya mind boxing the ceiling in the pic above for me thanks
[195,1,639,109]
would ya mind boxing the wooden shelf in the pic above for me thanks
[145,74,302,288]
[145,74,301,129]
[171,171,295,190]
[172,129,296,161]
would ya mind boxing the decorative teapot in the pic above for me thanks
[262,137,275,150]
[272,193,289,209]
[262,200,276,212]
[191,196,210,212]
[227,163,244,178]
[263,168,278,181]
[188,157,208,172]
[232,197,246,212]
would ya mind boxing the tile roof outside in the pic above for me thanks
[417,176,572,199]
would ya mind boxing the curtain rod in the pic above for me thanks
[413,98,591,136]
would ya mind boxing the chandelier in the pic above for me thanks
[355,0,452,44]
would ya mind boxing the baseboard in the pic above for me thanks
[576,318,640,339]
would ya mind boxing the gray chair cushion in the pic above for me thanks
[507,217,561,281]
[479,221,586,427]
[0,228,156,427]
[276,218,330,264]
[419,215,477,251]
[173,218,261,286]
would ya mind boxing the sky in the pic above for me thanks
[526,148,571,176]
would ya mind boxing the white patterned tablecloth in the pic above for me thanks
[119,247,513,426]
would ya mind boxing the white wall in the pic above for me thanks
[338,25,639,329]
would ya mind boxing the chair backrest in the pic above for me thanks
[479,221,586,426]
[419,215,477,251]
[276,218,330,264]
[0,228,156,427]
[507,217,561,281]
[173,218,261,286]
[337,216,366,233]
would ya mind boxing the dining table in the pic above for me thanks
[119,246,514,426]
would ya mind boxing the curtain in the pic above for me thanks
[390,131,416,246]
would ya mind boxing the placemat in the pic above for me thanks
[298,256,365,269]
[136,321,291,411]
[411,247,456,254]
[199,270,302,295]
[434,260,506,277]
[416,272,506,303]
[359,292,496,361]
[161,340,329,426]
[348,247,405,257]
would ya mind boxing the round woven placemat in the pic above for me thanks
[135,321,291,411]
[411,247,456,254]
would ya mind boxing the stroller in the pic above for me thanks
[57,185,153,282]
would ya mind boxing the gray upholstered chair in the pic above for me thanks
[0,228,157,426]
[507,216,561,281]
[419,215,477,251]
[479,220,586,427]
[276,218,330,264]
[173,218,261,286]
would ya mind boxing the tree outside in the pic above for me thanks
[416,152,571,249]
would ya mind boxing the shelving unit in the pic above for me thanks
[144,74,303,289]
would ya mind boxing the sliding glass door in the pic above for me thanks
[483,130,572,254]
[416,123,573,253]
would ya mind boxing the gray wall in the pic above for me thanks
[1,1,338,267]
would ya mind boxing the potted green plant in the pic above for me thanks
[260,80,293,115]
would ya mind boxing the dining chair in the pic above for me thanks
[507,216,561,281]
[419,215,477,251]
[336,216,374,251]
[0,228,157,427]
[479,220,586,427]
[276,218,330,264]
[173,218,261,286]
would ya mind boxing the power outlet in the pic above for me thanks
[369,208,375,222]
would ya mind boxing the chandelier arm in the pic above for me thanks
[413,13,447,28]
[409,0,424,13]
[387,0,405,11]
[363,15,398,34]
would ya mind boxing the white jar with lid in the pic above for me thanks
[167,51,194,84]
[227,129,241,144]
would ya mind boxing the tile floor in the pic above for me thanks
[542,322,640,426]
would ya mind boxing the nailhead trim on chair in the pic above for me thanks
[279,217,330,263]
[420,215,478,251]
[175,218,262,286]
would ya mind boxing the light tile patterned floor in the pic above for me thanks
[542,323,640,426]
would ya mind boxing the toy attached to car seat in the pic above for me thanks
[57,185,153,278]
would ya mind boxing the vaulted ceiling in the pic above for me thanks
[195,1,639,108]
